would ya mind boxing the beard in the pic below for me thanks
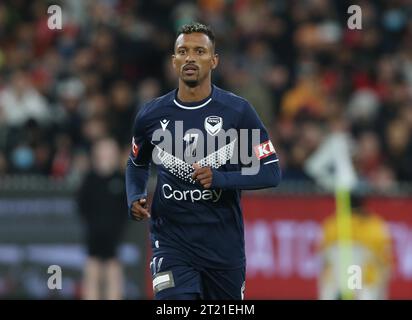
[183,79,199,88]
[181,70,202,88]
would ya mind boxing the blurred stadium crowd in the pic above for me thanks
[0,0,411,192]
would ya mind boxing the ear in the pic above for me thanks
[171,54,176,70]
[211,53,219,70]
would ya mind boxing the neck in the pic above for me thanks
[177,79,212,102]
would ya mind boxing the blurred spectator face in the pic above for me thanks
[73,48,95,72]
[371,165,397,192]
[16,23,34,45]
[265,65,289,90]
[278,120,297,143]
[71,151,90,177]
[58,78,85,112]
[247,40,270,61]
[234,0,269,36]
[0,152,8,174]
[400,105,412,129]
[390,80,411,105]
[290,143,308,167]
[79,71,101,95]
[62,97,81,114]
[355,131,382,177]
[377,56,396,83]
[92,138,120,176]
[329,116,349,133]
[82,117,109,143]
[11,71,30,96]
[137,78,161,104]
[51,134,72,178]
[85,93,108,118]
[99,54,116,74]
[347,89,380,123]
[90,2,117,26]
[54,133,72,152]
[34,143,51,172]
[199,0,225,13]
[361,29,380,50]
[92,28,114,54]
[226,67,250,88]
[173,33,218,87]
[385,119,410,154]
[358,132,381,162]
[111,81,133,110]
[300,122,323,152]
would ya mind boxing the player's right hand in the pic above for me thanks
[131,198,151,221]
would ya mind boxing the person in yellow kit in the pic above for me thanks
[318,194,393,300]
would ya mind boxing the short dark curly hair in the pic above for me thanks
[176,22,215,47]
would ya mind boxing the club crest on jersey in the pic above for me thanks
[204,116,223,136]
[254,140,276,160]
[132,137,139,157]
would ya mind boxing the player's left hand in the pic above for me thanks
[192,163,213,189]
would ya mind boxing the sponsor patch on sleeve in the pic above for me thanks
[132,137,139,157]
[254,140,276,160]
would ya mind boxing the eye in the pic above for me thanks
[196,48,205,55]
[178,48,186,55]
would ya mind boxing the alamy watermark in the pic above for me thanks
[347,264,362,290]
[47,265,62,290]
[47,5,62,30]
[347,5,362,30]
[148,121,270,177]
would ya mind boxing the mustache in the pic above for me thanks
[183,64,199,71]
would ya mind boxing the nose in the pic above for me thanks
[185,52,196,64]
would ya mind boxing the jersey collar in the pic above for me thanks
[173,85,215,110]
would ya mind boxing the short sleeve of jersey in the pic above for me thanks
[238,102,278,165]
[129,106,153,166]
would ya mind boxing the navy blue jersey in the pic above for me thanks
[126,85,280,269]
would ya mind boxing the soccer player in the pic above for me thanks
[126,22,281,300]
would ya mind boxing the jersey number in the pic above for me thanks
[183,133,199,157]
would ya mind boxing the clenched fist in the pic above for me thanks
[192,163,213,189]
[131,198,151,221]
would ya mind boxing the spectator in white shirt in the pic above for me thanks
[0,70,50,127]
